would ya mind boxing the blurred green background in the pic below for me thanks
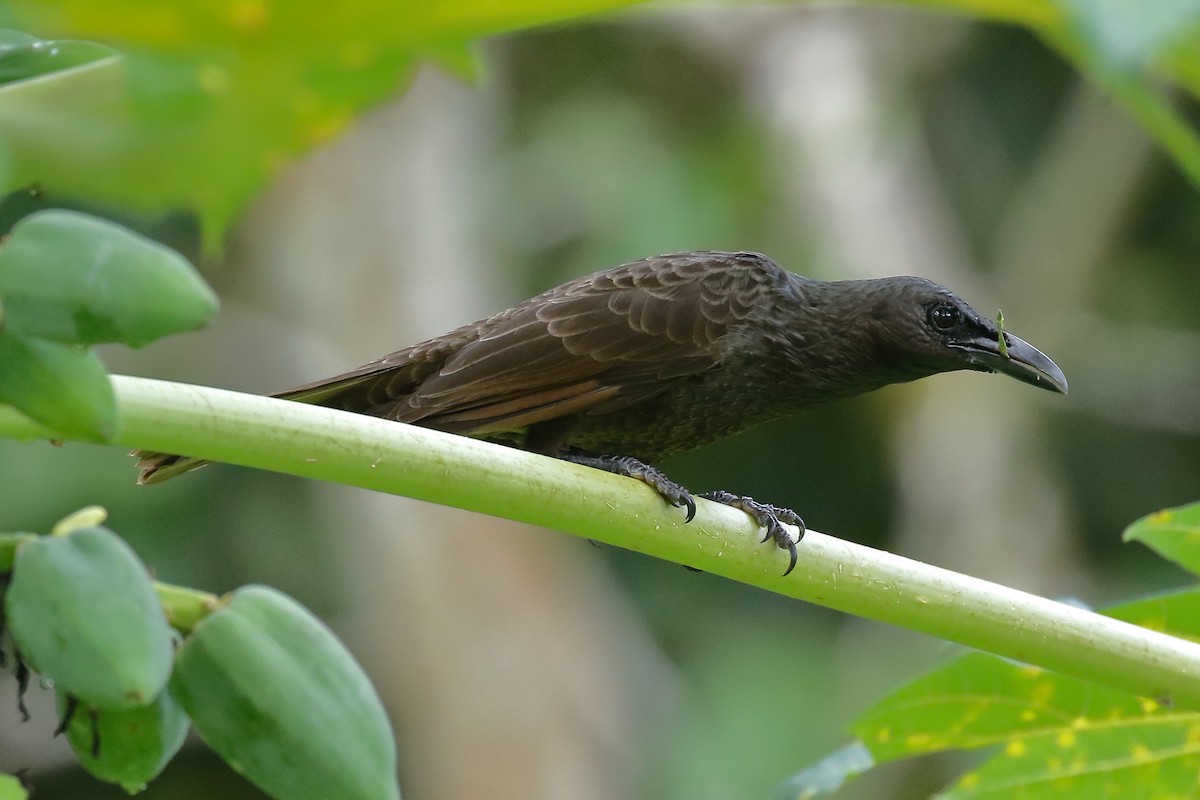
[2,2,1199,798]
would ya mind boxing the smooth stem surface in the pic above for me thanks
[2,375,1200,706]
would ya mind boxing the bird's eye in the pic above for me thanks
[927,303,962,331]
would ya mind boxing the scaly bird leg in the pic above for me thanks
[561,454,805,575]
[561,454,697,522]
[699,491,806,576]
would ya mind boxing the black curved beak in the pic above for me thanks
[955,331,1069,394]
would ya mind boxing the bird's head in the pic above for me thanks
[856,277,1068,394]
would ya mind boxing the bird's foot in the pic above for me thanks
[562,454,697,521]
[561,454,804,575]
[699,491,806,576]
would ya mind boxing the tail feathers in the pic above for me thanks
[133,450,210,485]
[133,367,392,485]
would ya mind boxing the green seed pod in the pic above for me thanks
[0,330,118,442]
[56,689,189,793]
[4,527,174,708]
[0,209,219,348]
[170,585,400,800]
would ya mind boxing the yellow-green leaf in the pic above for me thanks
[0,0,646,247]
[1123,502,1200,577]
[943,715,1200,799]
[852,652,1158,764]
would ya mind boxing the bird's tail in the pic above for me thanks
[134,451,210,485]
[133,367,392,485]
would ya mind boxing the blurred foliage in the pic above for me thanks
[0,0,643,248]
[488,16,1200,799]
[910,0,1200,188]
[0,0,1199,249]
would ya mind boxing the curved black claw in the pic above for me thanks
[699,491,806,576]
[562,453,697,522]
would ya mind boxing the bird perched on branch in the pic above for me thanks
[135,251,1067,574]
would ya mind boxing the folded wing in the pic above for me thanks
[279,252,789,437]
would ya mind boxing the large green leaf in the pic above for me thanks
[941,714,1200,799]
[0,0,646,248]
[852,652,1163,764]
[785,652,1197,799]
[784,587,1200,798]
[2,0,1199,248]
[1105,586,1200,640]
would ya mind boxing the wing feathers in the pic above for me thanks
[273,252,793,440]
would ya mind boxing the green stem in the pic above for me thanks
[2,375,1200,706]
[154,581,220,633]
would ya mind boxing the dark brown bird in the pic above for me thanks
[136,251,1068,574]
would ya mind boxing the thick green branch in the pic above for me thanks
[3,375,1200,706]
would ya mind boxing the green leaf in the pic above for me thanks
[786,648,1193,797]
[0,774,27,800]
[426,40,484,83]
[0,0,645,246]
[1123,503,1200,576]
[0,30,39,48]
[1044,1,1200,187]
[794,588,1200,798]
[0,330,118,441]
[942,715,1200,799]
[772,741,875,800]
[1,0,1199,244]
[0,209,218,347]
[852,652,1158,764]
[1104,586,1200,643]
[0,32,116,86]
[900,1,1200,188]
[1060,0,1199,69]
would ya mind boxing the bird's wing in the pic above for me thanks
[278,252,790,436]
